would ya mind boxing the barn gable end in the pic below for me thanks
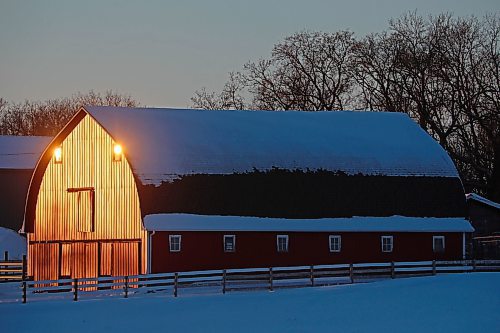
[25,110,147,280]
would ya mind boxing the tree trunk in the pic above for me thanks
[488,137,500,203]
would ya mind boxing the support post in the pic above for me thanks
[22,281,27,304]
[22,255,27,281]
[222,270,226,294]
[73,278,78,301]
[391,261,395,279]
[269,267,273,291]
[310,265,315,287]
[124,276,129,298]
[174,273,178,297]
[432,260,436,276]
[349,263,354,283]
[4,251,8,261]
[472,259,476,272]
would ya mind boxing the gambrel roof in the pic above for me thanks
[86,107,459,185]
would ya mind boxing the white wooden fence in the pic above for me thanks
[0,259,499,304]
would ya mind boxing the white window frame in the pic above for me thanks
[277,235,289,253]
[433,236,445,253]
[329,235,341,252]
[381,236,393,253]
[223,235,236,252]
[169,235,181,252]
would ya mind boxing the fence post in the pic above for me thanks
[269,268,273,291]
[22,255,27,281]
[391,261,395,279]
[432,260,436,275]
[310,265,315,287]
[222,270,226,294]
[174,273,178,297]
[349,263,354,283]
[22,281,27,304]
[4,251,8,261]
[124,276,129,298]
[73,278,78,301]
[472,259,476,272]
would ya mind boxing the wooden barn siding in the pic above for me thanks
[139,171,467,218]
[151,231,463,273]
[28,115,148,280]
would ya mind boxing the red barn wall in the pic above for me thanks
[151,231,463,273]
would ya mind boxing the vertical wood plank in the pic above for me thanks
[28,115,148,281]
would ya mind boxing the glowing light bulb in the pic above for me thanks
[113,144,122,161]
[54,147,62,163]
[114,144,122,155]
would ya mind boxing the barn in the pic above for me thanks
[0,135,51,232]
[22,106,473,280]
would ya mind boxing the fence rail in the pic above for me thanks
[0,252,25,282]
[0,259,499,304]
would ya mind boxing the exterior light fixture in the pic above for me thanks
[54,147,62,163]
[113,144,122,162]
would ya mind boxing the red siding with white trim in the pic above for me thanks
[151,231,463,273]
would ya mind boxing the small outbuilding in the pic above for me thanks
[466,193,500,259]
[22,107,473,280]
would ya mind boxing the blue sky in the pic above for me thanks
[0,0,498,107]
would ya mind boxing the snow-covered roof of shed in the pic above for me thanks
[466,193,500,210]
[0,136,51,169]
[144,214,474,233]
[86,107,459,185]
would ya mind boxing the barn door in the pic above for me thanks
[70,242,98,279]
[67,188,95,233]
[29,243,59,282]
[99,242,139,277]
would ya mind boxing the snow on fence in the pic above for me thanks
[0,259,499,304]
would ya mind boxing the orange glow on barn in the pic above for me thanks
[54,147,62,163]
[113,144,122,161]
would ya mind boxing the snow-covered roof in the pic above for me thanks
[86,107,459,185]
[144,214,474,233]
[466,193,500,210]
[0,136,51,169]
[0,226,26,259]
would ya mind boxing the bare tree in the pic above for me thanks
[354,12,500,198]
[192,31,357,111]
[191,72,246,110]
[0,90,139,136]
[192,12,500,200]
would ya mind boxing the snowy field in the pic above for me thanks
[1,273,499,333]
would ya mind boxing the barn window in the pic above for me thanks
[67,187,95,233]
[329,235,341,252]
[223,235,236,252]
[113,144,122,162]
[433,236,445,253]
[169,235,181,252]
[277,235,289,252]
[54,146,62,163]
[381,236,393,252]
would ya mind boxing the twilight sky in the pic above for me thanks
[1,0,498,108]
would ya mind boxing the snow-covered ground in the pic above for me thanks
[1,273,499,332]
